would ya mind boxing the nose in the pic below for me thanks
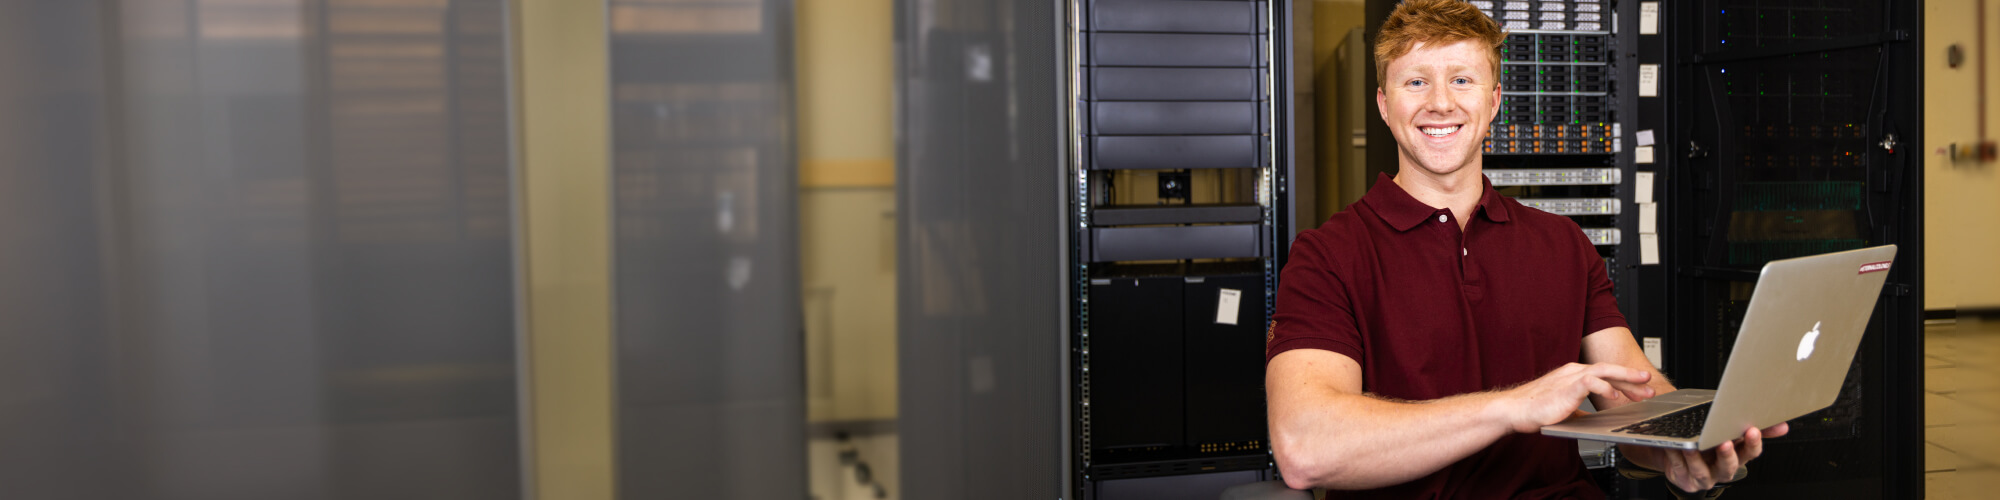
[1425,85,1455,113]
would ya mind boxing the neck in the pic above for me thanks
[1393,165,1484,230]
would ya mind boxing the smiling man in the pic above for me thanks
[1262,0,1786,498]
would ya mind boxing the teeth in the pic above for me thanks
[1422,125,1461,137]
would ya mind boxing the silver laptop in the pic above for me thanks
[1541,245,1898,450]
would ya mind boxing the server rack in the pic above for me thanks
[1066,0,1297,497]
[1473,0,1637,315]
[1646,0,1925,497]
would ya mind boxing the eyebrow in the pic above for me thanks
[1397,64,1480,77]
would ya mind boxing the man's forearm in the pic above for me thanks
[1269,389,1514,490]
[1268,348,1655,491]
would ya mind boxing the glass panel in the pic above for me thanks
[606,0,805,498]
[896,0,1065,497]
[0,0,520,498]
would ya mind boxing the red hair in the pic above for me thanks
[1374,0,1506,83]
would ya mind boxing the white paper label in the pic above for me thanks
[1635,172,1656,204]
[1640,2,1661,35]
[1639,202,1658,234]
[1640,233,1662,265]
[1636,129,1657,147]
[1635,145,1656,164]
[1643,337,1664,369]
[1639,64,1660,97]
[1216,288,1242,325]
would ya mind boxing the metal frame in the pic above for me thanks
[1067,0,1292,496]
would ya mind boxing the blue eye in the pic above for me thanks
[1454,77,1472,85]
[1409,79,1427,87]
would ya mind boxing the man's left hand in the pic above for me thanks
[1644,422,1790,493]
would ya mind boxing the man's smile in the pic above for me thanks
[1420,124,1463,138]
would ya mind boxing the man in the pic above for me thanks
[1263,0,1787,497]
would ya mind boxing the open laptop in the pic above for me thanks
[1541,245,1898,450]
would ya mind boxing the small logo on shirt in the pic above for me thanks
[1266,321,1276,345]
[1858,261,1892,274]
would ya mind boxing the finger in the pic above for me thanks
[1713,440,1740,483]
[1763,422,1790,439]
[1581,376,1618,401]
[1665,449,1696,492]
[1587,363,1652,384]
[1681,449,1714,490]
[1739,425,1764,461]
[1607,379,1657,401]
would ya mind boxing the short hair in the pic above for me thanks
[1374,0,1506,84]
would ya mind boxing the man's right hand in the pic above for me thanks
[1497,362,1656,433]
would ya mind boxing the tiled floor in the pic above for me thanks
[1924,316,2000,499]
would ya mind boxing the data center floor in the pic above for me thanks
[1924,316,2000,499]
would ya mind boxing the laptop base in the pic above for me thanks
[1541,389,1716,450]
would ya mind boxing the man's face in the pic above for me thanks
[1376,40,1501,178]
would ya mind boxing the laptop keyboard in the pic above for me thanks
[1613,403,1712,438]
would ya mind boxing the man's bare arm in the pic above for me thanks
[1266,348,1654,490]
[1580,327,1678,411]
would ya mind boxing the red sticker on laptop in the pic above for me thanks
[1858,261,1892,274]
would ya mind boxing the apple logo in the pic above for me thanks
[1797,322,1821,361]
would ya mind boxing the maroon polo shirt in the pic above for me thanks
[1268,172,1626,499]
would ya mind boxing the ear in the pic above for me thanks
[1488,82,1502,122]
[1375,87,1388,122]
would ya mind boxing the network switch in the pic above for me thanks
[1518,197,1622,216]
[1486,168,1621,186]
[1581,228,1621,246]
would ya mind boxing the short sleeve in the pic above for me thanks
[1266,230,1367,368]
[1578,228,1629,336]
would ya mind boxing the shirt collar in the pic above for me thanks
[1476,176,1513,223]
[1360,172,1512,232]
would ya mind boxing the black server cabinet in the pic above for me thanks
[1085,274,1273,463]
[1068,0,1296,498]
[1183,274,1271,455]
[1644,0,1924,498]
[1089,276,1189,456]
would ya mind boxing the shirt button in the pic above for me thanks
[1438,214,1448,223]
[1463,248,1468,256]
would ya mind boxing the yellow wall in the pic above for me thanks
[1312,0,1367,224]
[514,1,614,498]
[797,0,896,187]
[1925,0,2000,310]
[801,188,899,422]
[796,0,899,423]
